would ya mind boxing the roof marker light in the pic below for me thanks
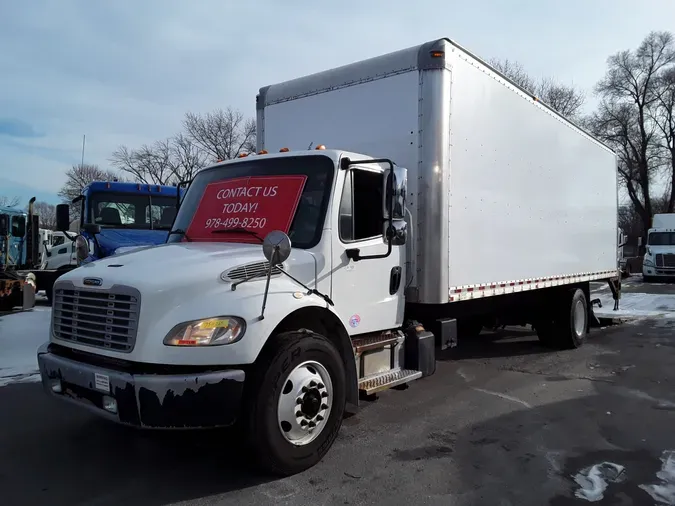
[315,145,326,150]
[279,147,290,152]
[238,153,248,158]
[258,150,268,155]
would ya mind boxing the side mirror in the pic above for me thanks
[383,166,407,220]
[82,223,101,235]
[262,230,292,265]
[383,220,408,246]
[0,214,8,236]
[56,204,70,232]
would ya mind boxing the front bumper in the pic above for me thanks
[643,266,675,278]
[37,344,245,429]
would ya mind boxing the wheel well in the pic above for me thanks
[263,306,359,409]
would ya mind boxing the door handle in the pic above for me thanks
[389,266,402,295]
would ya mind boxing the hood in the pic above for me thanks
[65,241,320,293]
[94,228,169,256]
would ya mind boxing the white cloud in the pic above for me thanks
[0,0,673,199]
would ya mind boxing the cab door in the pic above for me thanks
[330,164,406,335]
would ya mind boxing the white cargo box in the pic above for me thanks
[257,38,618,304]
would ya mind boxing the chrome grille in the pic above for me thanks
[225,261,281,281]
[655,254,675,268]
[52,281,140,353]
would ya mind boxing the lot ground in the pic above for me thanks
[1,279,675,505]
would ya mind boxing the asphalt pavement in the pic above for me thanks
[1,280,675,505]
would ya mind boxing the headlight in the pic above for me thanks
[644,258,654,267]
[75,235,89,261]
[163,317,246,346]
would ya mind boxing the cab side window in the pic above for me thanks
[339,169,384,242]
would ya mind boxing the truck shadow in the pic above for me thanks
[0,384,274,506]
[438,326,555,361]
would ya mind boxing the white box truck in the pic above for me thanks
[37,37,620,476]
[643,213,675,281]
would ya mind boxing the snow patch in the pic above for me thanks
[0,307,51,388]
[639,451,675,505]
[573,462,625,502]
[594,292,675,319]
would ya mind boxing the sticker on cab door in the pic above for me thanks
[349,314,361,328]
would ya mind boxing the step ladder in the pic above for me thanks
[352,331,423,395]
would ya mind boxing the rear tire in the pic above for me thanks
[246,330,346,476]
[536,288,588,349]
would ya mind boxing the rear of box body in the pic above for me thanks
[257,38,618,305]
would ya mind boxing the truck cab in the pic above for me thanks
[1,203,38,311]
[68,181,182,262]
[643,213,675,281]
[36,182,183,302]
[38,148,409,475]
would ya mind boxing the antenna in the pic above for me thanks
[81,135,86,167]
[307,141,313,150]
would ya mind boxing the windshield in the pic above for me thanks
[648,232,675,246]
[169,154,335,249]
[89,192,177,230]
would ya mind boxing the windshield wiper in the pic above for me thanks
[168,229,192,242]
[210,228,263,243]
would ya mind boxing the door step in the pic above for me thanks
[358,369,422,395]
[352,333,400,354]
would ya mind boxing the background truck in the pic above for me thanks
[1,199,39,311]
[643,213,675,281]
[37,37,620,476]
[31,181,182,303]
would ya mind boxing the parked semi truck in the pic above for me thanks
[643,213,675,281]
[37,38,620,475]
[29,181,182,302]
[1,199,38,311]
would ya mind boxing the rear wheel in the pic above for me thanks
[246,330,346,476]
[536,288,588,349]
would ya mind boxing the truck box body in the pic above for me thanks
[257,38,619,305]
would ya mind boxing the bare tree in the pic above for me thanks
[590,31,675,235]
[651,66,675,211]
[111,134,206,185]
[183,108,256,161]
[489,58,536,90]
[489,58,586,119]
[58,163,121,204]
[32,201,57,230]
[0,195,20,207]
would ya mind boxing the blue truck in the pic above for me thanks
[24,182,182,305]
[1,198,39,311]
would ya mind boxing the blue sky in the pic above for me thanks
[1,0,673,208]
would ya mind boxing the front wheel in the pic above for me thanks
[247,330,346,476]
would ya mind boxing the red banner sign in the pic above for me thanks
[186,175,307,243]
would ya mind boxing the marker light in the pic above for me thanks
[238,153,248,158]
[163,317,246,346]
[315,145,326,150]
[258,150,269,155]
[279,147,290,152]
[430,51,444,58]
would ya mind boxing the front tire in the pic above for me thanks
[247,330,346,476]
